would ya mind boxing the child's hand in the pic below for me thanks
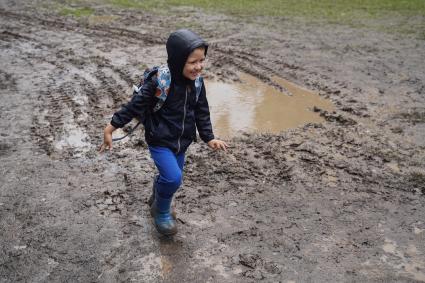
[207,139,228,151]
[99,123,116,152]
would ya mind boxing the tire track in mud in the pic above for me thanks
[211,43,352,104]
[9,22,138,157]
[2,7,350,123]
[210,45,293,92]
[0,9,163,46]
[30,74,107,156]
[0,30,57,49]
[31,91,65,156]
[0,7,394,125]
[0,29,59,155]
[1,8,330,100]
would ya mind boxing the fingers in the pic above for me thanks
[222,141,229,150]
[210,140,228,152]
[99,143,112,153]
[219,142,227,151]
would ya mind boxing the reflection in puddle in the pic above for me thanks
[55,124,90,151]
[206,73,334,138]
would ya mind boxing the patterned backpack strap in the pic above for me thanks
[151,65,203,112]
[153,65,171,112]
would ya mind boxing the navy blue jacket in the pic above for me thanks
[110,29,214,153]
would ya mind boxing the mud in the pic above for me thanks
[1,1,424,282]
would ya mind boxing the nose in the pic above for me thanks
[195,61,203,70]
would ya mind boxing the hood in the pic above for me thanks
[166,29,208,85]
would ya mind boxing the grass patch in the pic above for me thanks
[168,0,425,19]
[107,0,147,9]
[111,0,425,37]
[97,0,425,19]
[55,0,425,37]
[61,0,425,21]
[60,6,94,17]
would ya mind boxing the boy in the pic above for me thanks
[100,29,228,235]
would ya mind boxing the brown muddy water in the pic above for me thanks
[206,73,334,138]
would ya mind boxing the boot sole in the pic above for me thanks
[156,225,178,236]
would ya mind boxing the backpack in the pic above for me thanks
[133,65,204,112]
[112,65,203,142]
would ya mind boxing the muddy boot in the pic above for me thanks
[148,176,177,219]
[150,193,177,236]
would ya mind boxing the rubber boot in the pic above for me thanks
[150,193,177,236]
[148,176,176,219]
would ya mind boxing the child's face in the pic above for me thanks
[183,47,206,81]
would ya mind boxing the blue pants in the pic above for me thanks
[149,146,185,198]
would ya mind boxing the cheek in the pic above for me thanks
[184,65,194,76]
[183,64,189,74]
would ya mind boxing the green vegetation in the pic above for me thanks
[55,0,425,37]
[107,0,425,19]
[60,6,94,17]
[107,0,148,9]
[108,0,425,36]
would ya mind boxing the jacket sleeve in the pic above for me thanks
[195,83,215,143]
[110,78,157,128]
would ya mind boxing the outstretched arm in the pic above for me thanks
[99,77,157,152]
[195,83,228,151]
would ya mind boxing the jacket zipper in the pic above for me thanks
[177,88,188,153]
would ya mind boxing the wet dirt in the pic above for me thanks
[1,1,424,282]
[207,73,334,137]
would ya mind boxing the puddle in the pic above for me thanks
[55,123,91,151]
[206,73,334,138]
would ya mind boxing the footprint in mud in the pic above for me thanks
[0,142,14,157]
[235,253,282,280]
[94,189,129,215]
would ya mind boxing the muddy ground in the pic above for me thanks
[1,1,425,282]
